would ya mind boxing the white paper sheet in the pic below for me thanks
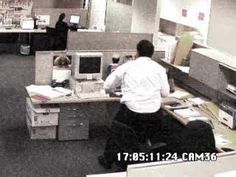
[169,90,190,99]
[26,85,66,99]
[174,108,201,118]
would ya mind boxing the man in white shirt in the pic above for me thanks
[98,40,170,169]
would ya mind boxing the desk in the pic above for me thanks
[0,28,46,33]
[25,87,236,149]
[0,28,46,54]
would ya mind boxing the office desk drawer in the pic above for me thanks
[59,116,88,126]
[60,104,91,119]
[58,119,89,141]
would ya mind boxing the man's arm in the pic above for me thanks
[103,63,128,93]
[160,69,170,97]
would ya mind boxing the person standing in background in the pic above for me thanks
[55,13,69,50]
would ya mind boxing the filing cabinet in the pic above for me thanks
[58,104,90,141]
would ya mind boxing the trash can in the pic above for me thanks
[20,44,30,55]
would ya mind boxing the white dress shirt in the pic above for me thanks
[104,57,170,113]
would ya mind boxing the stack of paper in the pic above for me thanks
[26,85,72,100]
[174,108,201,118]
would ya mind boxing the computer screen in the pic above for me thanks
[72,52,103,80]
[79,57,101,74]
[70,15,80,24]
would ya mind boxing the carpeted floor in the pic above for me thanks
[0,54,116,177]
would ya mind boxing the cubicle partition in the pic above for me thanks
[67,32,153,50]
[35,50,136,85]
[35,49,164,85]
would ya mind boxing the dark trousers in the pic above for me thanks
[103,104,163,164]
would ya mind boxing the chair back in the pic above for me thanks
[111,120,140,152]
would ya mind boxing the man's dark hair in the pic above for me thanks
[136,40,154,58]
[59,13,66,22]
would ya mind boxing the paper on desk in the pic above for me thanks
[26,85,66,99]
[175,66,190,73]
[52,69,71,83]
[214,134,231,146]
[174,108,201,118]
[215,170,236,177]
[188,97,207,105]
[169,90,190,99]
[53,87,73,96]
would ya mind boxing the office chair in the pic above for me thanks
[110,120,167,168]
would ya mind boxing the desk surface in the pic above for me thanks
[29,94,120,105]
[26,87,236,150]
[0,28,46,33]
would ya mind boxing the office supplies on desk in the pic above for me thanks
[219,103,236,129]
[164,102,189,110]
[226,84,236,95]
[21,18,34,29]
[169,90,190,99]
[188,97,207,106]
[77,90,109,99]
[52,68,71,85]
[26,85,69,100]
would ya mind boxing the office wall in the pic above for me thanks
[131,0,161,48]
[160,0,211,42]
[67,31,153,50]
[207,0,236,56]
[55,0,83,8]
[33,0,57,8]
[33,8,88,27]
[116,0,133,6]
[106,0,132,32]
[131,0,158,33]
[89,0,107,30]
[105,0,132,32]
[33,0,83,8]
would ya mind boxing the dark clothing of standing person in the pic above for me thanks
[55,13,69,50]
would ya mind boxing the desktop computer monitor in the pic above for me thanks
[72,52,103,80]
[70,15,80,25]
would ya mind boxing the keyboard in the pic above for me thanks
[77,92,109,99]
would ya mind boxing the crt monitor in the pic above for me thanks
[70,15,80,25]
[72,52,103,80]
